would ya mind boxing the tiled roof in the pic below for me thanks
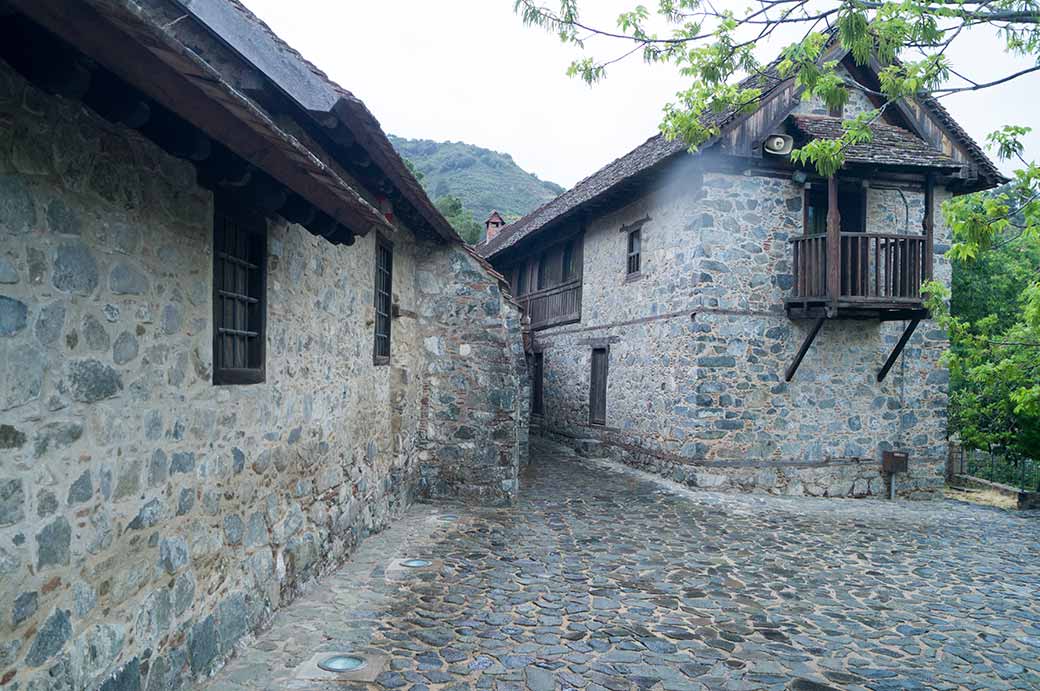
[210,0,459,242]
[477,62,788,258]
[789,114,961,169]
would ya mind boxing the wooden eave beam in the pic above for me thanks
[8,0,388,238]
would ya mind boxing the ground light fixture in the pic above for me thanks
[401,558,433,568]
[317,655,367,673]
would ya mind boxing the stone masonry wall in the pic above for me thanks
[415,246,529,506]
[0,60,523,691]
[534,160,951,499]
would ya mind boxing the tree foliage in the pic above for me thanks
[435,194,485,244]
[515,0,1040,174]
[925,129,1040,461]
[516,0,1040,456]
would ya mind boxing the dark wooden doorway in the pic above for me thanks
[589,347,608,426]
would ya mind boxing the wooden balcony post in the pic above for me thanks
[923,172,935,281]
[826,175,841,314]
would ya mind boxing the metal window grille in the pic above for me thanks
[373,238,393,363]
[213,202,266,385]
[626,228,641,276]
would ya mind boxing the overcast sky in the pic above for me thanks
[241,0,1039,188]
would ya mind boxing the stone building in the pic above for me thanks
[479,48,1003,499]
[0,1,526,690]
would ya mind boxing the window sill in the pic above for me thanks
[624,272,642,283]
[214,368,265,386]
[373,356,390,367]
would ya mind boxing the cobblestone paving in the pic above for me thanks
[199,439,1040,691]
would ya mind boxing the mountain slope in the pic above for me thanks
[389,135,564,223]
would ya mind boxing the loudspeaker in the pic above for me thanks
[762,134,794,156]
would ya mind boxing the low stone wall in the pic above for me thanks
[545,428,938,499]
[415,245,529,506]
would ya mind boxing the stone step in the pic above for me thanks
[573,438,602,458]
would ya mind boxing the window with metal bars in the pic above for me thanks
[626,228,641,277]
[212,201,267,385]
[373,237,393,364]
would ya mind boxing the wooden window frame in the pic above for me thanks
[589,346,608,426]
[536,252,550,291]
[373,235,394,366]
[513,263,527,296]
[562,239,576,282]
[626,227,642,279]
[212,199,267,386]
[531,351,544,417]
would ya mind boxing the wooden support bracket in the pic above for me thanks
[877,319,921,383]
[785,318,825,382]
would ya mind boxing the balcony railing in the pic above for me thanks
[790,232,929,303]
[518,280,582,330]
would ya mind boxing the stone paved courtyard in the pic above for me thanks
[198,439,1040,691]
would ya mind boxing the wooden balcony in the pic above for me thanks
[785,231,932,321]
[518,280,582,331]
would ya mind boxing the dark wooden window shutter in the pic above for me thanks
[589,347,608,426]
[373,237,393,364]
[626,228,641,276]
[213,200,266,385]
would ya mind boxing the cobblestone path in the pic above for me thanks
[200,439,1040,691]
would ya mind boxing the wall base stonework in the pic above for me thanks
[547,429,943,499]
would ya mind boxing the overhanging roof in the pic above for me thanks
[9,0,393,242]
[175,0,459,243]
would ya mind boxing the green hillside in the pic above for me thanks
[389,135,564,225]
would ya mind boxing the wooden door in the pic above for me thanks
[531,352,544,416]
[589,347,608,426]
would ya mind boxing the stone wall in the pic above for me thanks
[533,163,951,499]
[0,60,524,691]
[415,246,529,506]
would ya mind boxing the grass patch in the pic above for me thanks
[944,485,1018,510]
